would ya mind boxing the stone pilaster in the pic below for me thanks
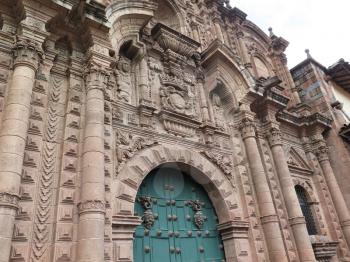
[315,142,350,248]
[267,126,316,261]
[0,37,43,262]
[239,117,288,262]
[76,63,109,262]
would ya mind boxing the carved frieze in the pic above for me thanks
[78,200,106,215]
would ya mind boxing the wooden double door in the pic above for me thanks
[133,167,225,262]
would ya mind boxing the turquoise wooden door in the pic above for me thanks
[134,167,226,262]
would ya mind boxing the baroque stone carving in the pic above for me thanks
[116,130,158,165]
[160,74,196,117]
[201,151,233,176]
[115,55,132,102]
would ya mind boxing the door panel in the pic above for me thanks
[134,167,226,262]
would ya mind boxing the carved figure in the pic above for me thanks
[212,93,226,130]
[115,55,132,102]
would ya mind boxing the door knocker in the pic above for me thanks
[187,200,206,229]
[138,196,155,229]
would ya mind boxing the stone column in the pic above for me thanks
[315,143,350,247]
[138,57,149,103]
[0,37,42,262]
[239,118,288,262]
[77,64,109,262]
[268,127,316,261]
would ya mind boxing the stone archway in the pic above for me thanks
[111,144,252,262]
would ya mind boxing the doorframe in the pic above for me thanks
[112,145,252,262]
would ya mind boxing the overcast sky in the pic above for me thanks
[231,0,350,69]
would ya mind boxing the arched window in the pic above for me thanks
[295,185,318,235]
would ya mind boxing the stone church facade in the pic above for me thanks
[0,0,349,261]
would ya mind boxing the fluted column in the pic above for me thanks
[77,64,109,262]
[239,118,288,262]
[315,143,350,247]
[0,37,42,262]
[268,127,316,261]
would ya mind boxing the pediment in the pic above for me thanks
[287,147,313,174]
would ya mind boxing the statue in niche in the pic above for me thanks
[115,55,132,103]
[212,93,226,130]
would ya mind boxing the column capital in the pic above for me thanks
[78,200,106,215]
[239,118,256,139]
[315,145,330,162]
[268,127,283,147]
[13,36,44,71]
[84,62,110,93]
[0,192,19,210]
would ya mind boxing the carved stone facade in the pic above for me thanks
[0,0,349,261]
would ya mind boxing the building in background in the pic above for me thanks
[0,0,349,261]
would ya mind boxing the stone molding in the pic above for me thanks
[217,220,250,241]
[77,200,106,215]
[288,216,307,226]
[0,192,19,210]
[260,214,279,225]
[13,37,43,71]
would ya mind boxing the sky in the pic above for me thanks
[231,0,350,69]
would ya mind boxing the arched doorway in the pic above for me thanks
[133,166,226,262]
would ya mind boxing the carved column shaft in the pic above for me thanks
[240,118,288,262]
[0,38,42,262]
[77,65,108,262]
[268,128,316,261]
[316,145,350,247]
[139,57,150,102]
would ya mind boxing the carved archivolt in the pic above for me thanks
[114,145,241,222]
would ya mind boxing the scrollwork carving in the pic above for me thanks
[201,151,233,176]
[116,130,158,164]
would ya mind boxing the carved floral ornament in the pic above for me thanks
[201,151,233,176]
[115,130,158,171]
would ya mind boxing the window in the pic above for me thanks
[295,185,318,235]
